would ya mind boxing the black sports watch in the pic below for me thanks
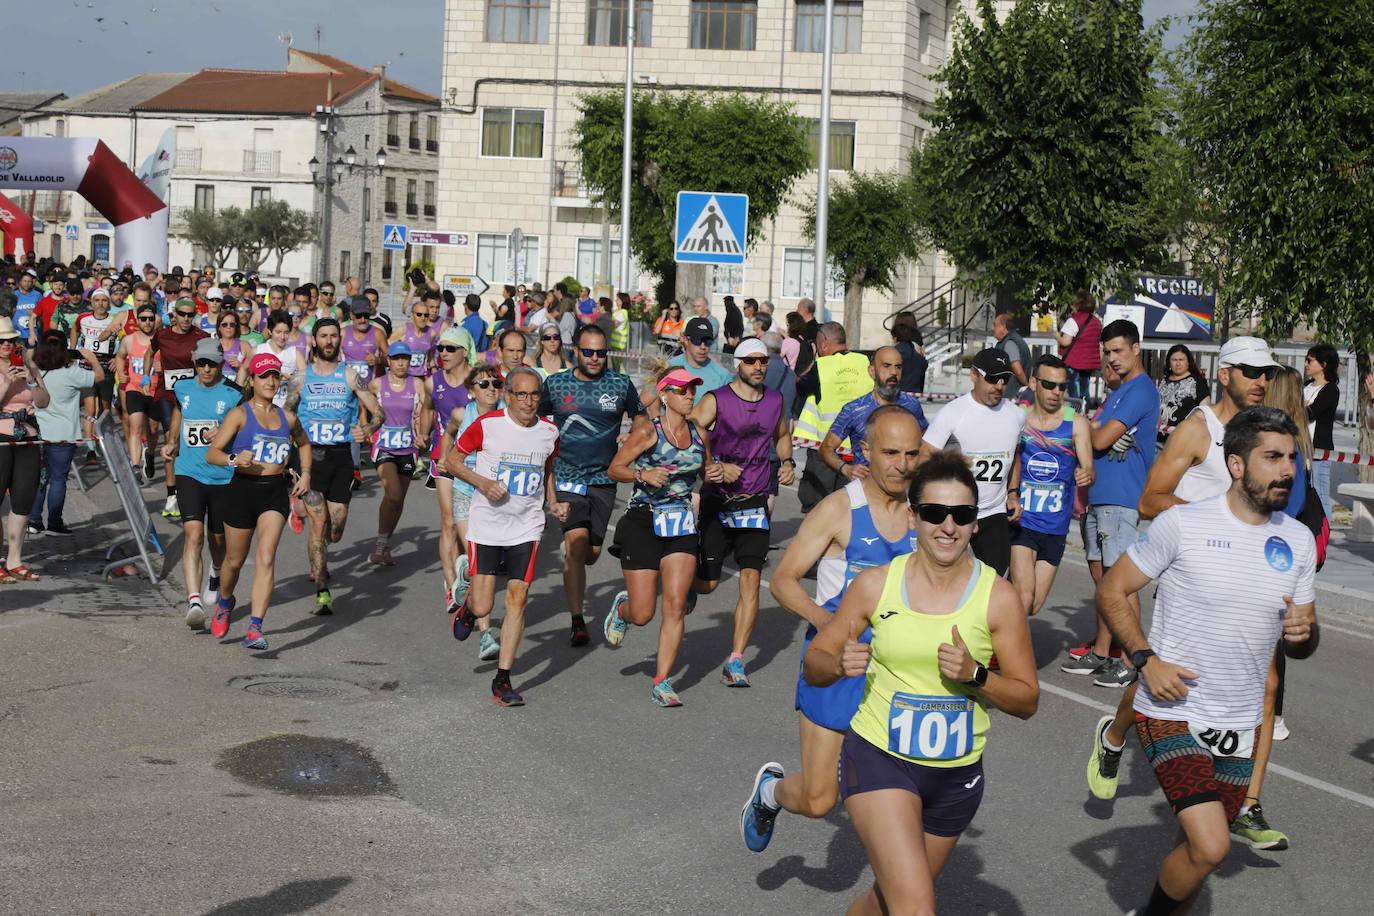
[964,662,989,688]
[1130,648,1156,670]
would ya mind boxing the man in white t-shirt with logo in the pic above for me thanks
[445,365,568,708]
[921,347,1027,575]
[1096,406,1317,915]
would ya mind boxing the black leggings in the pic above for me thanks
[1275,648,1286,718]
[0,440,41,517]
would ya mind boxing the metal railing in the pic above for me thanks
[243,150,281,176]
[553,159,588,198]
[92,412,164,583]
[175,148,202,172]
[426,139,439,153]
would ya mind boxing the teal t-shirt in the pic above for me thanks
[667,354,734,405]
[540,368,642,485]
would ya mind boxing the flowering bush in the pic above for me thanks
[628,291,656,324]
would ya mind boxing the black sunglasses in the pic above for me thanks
[580,348,608,358]
[739,356,769,366]
[541,334,561,341]
[436,345,463,353]
[472,379,498,390]
[1034,377,1066,390]
[915,503,979,526]
[194,359,219,368]
[137,314,157,321]
[1235,364,1278,381]
[979,372,1012,386]
[175,310,196,318]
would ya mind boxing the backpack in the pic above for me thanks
[1296,482,1330,571]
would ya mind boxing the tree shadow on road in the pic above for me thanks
[201,875,352,915]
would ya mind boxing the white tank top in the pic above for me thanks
[1173,404,1230,503]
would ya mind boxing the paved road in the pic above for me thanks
[4,466,1374,915]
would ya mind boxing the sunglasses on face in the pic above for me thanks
[1236,364,1278,381]
[541,334,561,341]
[472,379,499,390]
[194,360,219,369]
[321,290,334,297]
[219,321,237,328]
[436,345,462,353]
[580,348,608,359]
[739,356,768,366]
[915,503,979,526]
[1034,377,1066,390]
[175,310,195,318]
[979,371,1012,386]
[288,311,303,318]
[661,384,697,396]
[137,315,157,322]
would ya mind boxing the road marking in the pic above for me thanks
[1038,681,1374,811]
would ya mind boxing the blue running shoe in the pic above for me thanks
[651,678,683,707]
[740,762,784,852]
[478,629,501,661]
[604,590,629,647]
[721,656,750,687]
[451,602,477,641]
[451,553,470,614]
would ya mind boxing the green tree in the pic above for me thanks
[248,200,315,276]
[912,0,1172,306]
[803,170,922,340]
[572,91,811,303]
[179,206,247,268]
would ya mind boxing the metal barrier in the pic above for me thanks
[92,411,164,583]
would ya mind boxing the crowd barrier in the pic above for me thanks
[91,412,164,583]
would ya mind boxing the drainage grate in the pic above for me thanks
[228,674,374,701]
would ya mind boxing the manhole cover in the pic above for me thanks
[217,734,396,798]
[228,674,374,700]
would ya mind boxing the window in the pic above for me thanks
[944,0,960,58]
[384,177,397,215]
[194,185,215,211]
[480,108,545,158]
[794,1,862,53]
[426,115,439,152]
[713,265,744,295]
[409,113,421,150]
[424,180,436,216]
[486,0,550,43]
[339,250,351,282]
[382,248,393,281]
[690,0,756,50]
[587,0,652,46]
[361,251,372,283]
[363,186,372,219]
[477,232,540,285]
[386,113,400,147]
[914,125,926,148]
[782,247,845,301]
[250,186,271,207]
[406,179,418,216]
[575,238,635,288]
[919,10,932,63]
[805,119,857,170]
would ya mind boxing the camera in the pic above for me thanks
[409,268,426,286]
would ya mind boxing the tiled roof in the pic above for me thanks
[53,74,190,114]
[290,48,438,104]
[134,68,375,115]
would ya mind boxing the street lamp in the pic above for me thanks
[342,146,386,290]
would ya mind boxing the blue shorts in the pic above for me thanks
[838,730,985,837]
[795,624,872,732]
[1083,504,1139,567]
[1010,525,1067,566]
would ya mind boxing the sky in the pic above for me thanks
[9,0,1198,100]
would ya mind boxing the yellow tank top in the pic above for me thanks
[850,553,996,768]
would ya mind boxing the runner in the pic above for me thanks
[258,310,307,409]
[151,298,210,518]
[664,313,734,405]
[214,309,253,384]
[494,328,527,378]
[540,323,642,647]
[817,345,929,479]
[792,451,1037,915]
[921,348,1027,576]
[113,302,162,483]
[393,290,443,382]
[1009,355,1095,615]
[205,353,312,650]
[72,288,121,444]
[740,406,924,851]
[367,341,430,566]
[446,366,567,707]
[602,367,709,706]
[1060,320,1160,686]
[1095,406,1316,915]
[437,363,503,662]
[427,326,474,616]
[691,337,795,686]
[161,338,239,627]
[289,318,382,612]
[341,295,388,386]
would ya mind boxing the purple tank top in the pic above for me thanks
[230,403,291,470]
[702,385,782,497]
[222,338,245,371]
[341,326,379,382]
[375,375,419,456]
[429,368,470,452]
[403,323,437,378]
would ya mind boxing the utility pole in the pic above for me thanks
[812,0,836,321]
[618,0,635,295]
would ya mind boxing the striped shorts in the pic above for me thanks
[1135,714,1254,822]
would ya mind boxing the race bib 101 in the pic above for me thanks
[888,693,975,761]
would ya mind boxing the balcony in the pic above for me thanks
[175,148,202,172]
[405,202,418,216]
[386,133,400,147]
[408,137,421,151]
[426,139,439,153]
[384,201,398,215]
[423,204,436,217]
[552,159,591,207]
[243,150,281,176]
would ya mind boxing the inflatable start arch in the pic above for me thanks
[0,191,34,258]
[0,137,168,269]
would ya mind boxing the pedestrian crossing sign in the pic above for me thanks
[674,191,748,265]
[382,223,408,251]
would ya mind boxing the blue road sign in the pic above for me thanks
[382,223,408,250]
[64,223,79,241]
[674,191,748,265]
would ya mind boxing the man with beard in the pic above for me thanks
[691,337,796,687]
[817,346,929,480]
[1096,406,1316,915]
[286,318,382,613]
[540,324,642,647]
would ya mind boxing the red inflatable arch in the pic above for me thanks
[0,191,34,258]
[0,137,167,269]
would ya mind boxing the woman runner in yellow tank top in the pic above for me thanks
[804,451,1039,916]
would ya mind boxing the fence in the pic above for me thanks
[92,411,164,583]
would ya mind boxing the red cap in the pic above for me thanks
[247,353,283,376]
[657,367,704,392]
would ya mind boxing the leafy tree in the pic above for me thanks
[248,200,315,276]
[178,202,315,274]
[912,0,1172,306]
[803,170,922,342]
[572,91,811,304]
[179,206,245,268]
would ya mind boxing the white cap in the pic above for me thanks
[89,287,111,300]
[1218,336,1277,369]
[733,337,768,360]
[206,287,224,300]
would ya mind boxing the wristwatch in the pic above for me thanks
[964,662,989,688]
[1130,648,1155,670]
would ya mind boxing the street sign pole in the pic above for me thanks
[813,0,836,321]
[510,226,524,290]
[619,1,636,294]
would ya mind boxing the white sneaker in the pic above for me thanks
[185,599,206,630]
[1273,716,1289,741]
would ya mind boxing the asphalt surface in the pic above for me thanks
[4,464,1374,915]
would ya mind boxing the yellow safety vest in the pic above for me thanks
[610,308,629,351]
[794,350,871,445]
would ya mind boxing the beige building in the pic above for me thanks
[438,0,1003,346]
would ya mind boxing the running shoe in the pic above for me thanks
[569,614,590,648]
[46,521,74,536]
[1061,651,1109,675]
[185,599,206,630]
[451,602,477,641]
[651,678,683,708]
[369,543,395,566]
[604,590,629,647]
[478,629,501,661]
[161,495,180,520]
[1092,657,1137,688]
[1066,640,1094,660]
[289,499,305,534]
[740,762,785,853]
[26,521,44,536]
[243,624,268,651]
[721,657,751,688]
[142,445,156,481]
[1273,716,1290,741]
[491,679,525,707]
[209,597,235,639]
[451,554,470,613]
[684,589,698,615]
[313,590,333,616]
[351,469,363,493]
[1086,714,1123,800]
[1231,804,1289,851]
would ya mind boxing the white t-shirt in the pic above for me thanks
[456,409,560,547]
[922,394,1027,517]
[1129,494,1316,730]
[1060,316,1080,337]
